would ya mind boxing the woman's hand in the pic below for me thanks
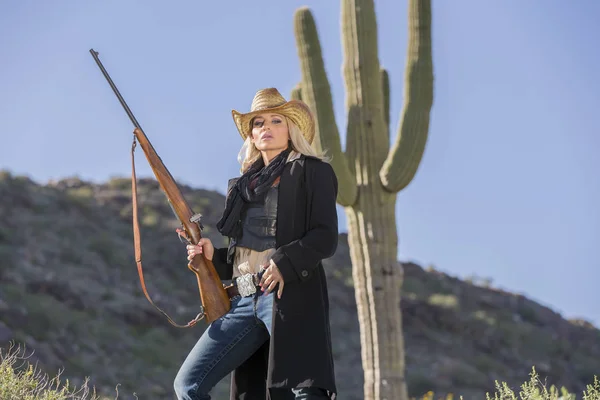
[176,228,215,261]
[185,237,215,261]
[260,260,284,299]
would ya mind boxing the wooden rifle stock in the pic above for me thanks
[89,48,230,326]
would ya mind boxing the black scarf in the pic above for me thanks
[216,148,290,239]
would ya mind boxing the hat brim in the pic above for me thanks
[231,100,315,145]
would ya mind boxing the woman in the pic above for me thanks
[173,88,339,400]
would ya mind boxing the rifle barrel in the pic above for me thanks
[89,48,142,130]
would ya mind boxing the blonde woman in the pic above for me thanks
[174,88,339,400]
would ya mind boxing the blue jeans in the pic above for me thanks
[173,291,329,400]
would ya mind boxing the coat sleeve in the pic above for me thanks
[271,161,339,283]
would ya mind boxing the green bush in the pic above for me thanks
[0,343,114,399]
[428,293,459,310]
[412,367,599,400]
[485,367,599,400]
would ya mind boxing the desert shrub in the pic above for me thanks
[106,178,131,191]
[66,186,94,201]
[428,293,459,310]
[0,169,12,181]
[0,342,113,399]
[485,367,599,400]
[410,367,600,399]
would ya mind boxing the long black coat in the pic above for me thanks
[211,154,339,399]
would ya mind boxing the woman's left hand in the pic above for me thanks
[259,260,285,299]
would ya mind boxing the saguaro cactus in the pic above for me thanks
[292,1,433,399]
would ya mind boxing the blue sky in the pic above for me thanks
[1,1,599,327]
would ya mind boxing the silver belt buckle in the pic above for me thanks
[237,273,257,297]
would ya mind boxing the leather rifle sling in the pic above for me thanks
[130,137,204,328]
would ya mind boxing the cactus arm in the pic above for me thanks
[294,7,357,207]
[341,0,389,186]
[382,68,390,144]
[379,0,434,193]
[290,83,303,101]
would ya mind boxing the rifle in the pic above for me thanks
[89,48,230,326]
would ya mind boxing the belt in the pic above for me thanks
[225,284,242,299]
[224,271,263,299]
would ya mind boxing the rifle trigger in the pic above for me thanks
[176,227,191,244]
[190,213,204,230]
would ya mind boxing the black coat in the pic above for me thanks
[212,154,339,399]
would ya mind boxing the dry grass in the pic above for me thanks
[0,342,118,400]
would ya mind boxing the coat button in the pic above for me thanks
[301,270,309,277]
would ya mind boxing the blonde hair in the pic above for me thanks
[237,117,329,174]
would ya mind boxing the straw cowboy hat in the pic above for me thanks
[231,88,315,145]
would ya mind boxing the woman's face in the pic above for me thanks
[250,113,290,154]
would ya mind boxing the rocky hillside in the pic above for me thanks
[0,170,598,399]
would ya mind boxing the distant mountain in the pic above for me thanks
[0,170,598,399]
